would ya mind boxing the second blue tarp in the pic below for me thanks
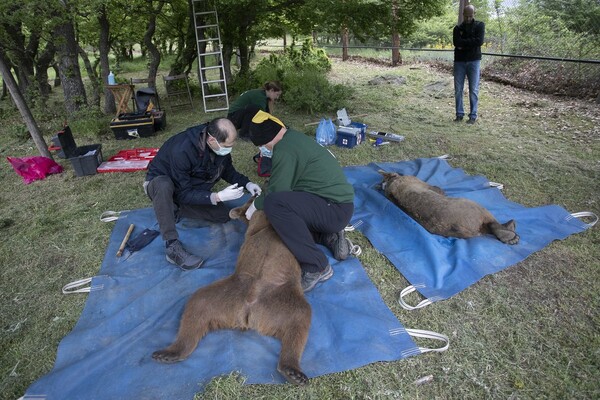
[344,157,590,306]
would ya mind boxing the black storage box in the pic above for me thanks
[110,113,156,139]
[69,144,103,176]
[56,126,103,176]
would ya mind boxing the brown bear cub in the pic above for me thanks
[152,196,312,385]
[379,171,519,244]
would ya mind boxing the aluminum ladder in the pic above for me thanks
[192,0,229,112]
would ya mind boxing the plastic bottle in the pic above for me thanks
[108,71,116,85]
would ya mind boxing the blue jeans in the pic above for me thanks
[454,60,481,120]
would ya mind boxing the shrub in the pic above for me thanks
[235,39,350,113]
[282,67,352,114]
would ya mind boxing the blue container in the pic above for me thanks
[335,130,360,148]
[349,122,367,142]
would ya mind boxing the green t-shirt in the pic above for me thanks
[228,89,269,114]
[254,129,354,209]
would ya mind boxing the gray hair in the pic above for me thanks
[208,118,235,142]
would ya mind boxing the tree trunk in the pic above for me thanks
[53,2,87,115]
[97,5,115,115]
[143,0,166,88]
[52,64,61,87]
[391,1,402,66]
[35,41,55,99]
[78,45,100,107]
[238,42,250,75]
[341,26,349,61]
[222,43,233,84]
[169,0,198,76]
[2,21,35,95]
[458,0,467,25]
[391,31,401,66]
[0,50,51,158]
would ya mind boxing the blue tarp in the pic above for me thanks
[25,204,423,400]
[345,158,590,305]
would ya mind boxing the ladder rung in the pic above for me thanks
[198,24,218,29]
[197,38,219,42]
[195,11,216,16]
[205,107,229,112]
[204,94,227,99]
[203,79,226,84]
[200,65,222,70]
[199,51,221,56]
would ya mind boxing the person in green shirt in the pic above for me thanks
[245,110,355,292]
[227,81,282,139]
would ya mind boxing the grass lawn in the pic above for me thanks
[0,55,598,399]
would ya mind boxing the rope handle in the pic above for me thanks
[398,284,433,310]
[62,277,104,294]
[345,220,363,232]
[488,181,504,190]
[405,328,450,353]
[570,211,598,228]
[101,211,121,222]
[100,210,130,223]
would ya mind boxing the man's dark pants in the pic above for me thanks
[146,176,230,242]
[264,191,353,273]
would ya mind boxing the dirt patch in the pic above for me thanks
[335,54,599,101]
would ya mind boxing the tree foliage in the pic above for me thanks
[1,0,596,118]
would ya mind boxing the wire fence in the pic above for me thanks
[474,0,599,97]
[307,1,599,98]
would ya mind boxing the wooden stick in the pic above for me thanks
[117,224,135,257]
[304,113,369,127]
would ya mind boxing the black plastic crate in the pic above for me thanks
[56,126,79,158]
[68,144,103,177]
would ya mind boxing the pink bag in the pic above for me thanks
[7,156,63,184]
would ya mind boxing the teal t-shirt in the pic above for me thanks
[228,89,269,114]
[254,129,354,209]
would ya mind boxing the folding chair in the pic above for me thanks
[162,74,193,110]
[130,78,161,112]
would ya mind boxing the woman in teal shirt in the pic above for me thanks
[227,81,282,138]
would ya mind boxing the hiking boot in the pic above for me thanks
[166,240,204,270]
[466,118,477,124]
[301,264,333,292]
[322,230,352,261]
[453,116,464,122]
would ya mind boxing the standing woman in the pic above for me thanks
[227,81,282,139]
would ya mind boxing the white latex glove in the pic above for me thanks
[217,183,244,202]
[245,182,262,196]
[245,202,256,220]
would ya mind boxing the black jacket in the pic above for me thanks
[146,123,250,206]
[453,20,485,62]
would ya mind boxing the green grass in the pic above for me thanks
[0,54,599,400]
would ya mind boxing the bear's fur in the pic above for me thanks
[379,171,519,244]
[152,196,312,385]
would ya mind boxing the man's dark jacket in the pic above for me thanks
[453,20,485,62]
[146,123,249,206]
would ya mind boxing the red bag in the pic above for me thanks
[252,153,271,177]
[7,156,63,184]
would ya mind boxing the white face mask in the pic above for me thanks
[259,145,272,158]
[209,134,232,156]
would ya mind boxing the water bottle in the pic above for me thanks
[108,71,116,85]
